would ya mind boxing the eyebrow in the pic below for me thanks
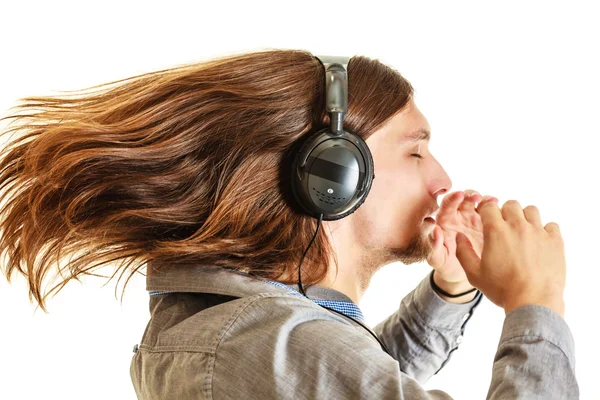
[400,128,431,144]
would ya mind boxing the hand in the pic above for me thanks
[426,190,499,284]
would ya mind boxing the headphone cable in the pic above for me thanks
[297,213,392,356]
[297,213,322,297]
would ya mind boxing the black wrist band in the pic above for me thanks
[430,271,479,298]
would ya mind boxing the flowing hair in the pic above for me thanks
[0,49,414,313]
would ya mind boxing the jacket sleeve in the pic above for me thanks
[486,304,578,398]
[372,269,485,383]
[371,270,579,399]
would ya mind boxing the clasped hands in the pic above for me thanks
[426,190,499,288]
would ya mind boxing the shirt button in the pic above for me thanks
[456,335,463,344]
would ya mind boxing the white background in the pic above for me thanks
[0,1,598,399]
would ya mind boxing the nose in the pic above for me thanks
[433,166,452,199]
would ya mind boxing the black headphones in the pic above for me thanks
[289,55,391,356]
[290,55,375,221]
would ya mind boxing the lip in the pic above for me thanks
[426,207,439,219]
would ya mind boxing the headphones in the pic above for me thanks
[290,55,375,221]
[288,55,391,356]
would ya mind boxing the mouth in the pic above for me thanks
[424,207,439,224]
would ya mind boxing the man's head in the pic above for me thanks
[321,99,452,291]
[0,49,428,311]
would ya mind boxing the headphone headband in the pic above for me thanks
[314,55,350,135]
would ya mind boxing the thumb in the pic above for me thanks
[455,232,481,277]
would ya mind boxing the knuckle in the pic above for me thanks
[484,221,504,236]
[514,219,530,232]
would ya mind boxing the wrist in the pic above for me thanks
[503,296,565,318]
[432,271,478,304]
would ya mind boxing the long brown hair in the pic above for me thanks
[0,49,414,313]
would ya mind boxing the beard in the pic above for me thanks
[355,221,434,290]
[367,221,434,268]
[388,223,434,265]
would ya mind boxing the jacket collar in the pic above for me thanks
[146,261,356,303]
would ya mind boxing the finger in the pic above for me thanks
[477,199,504,235]
[476,196,500,213]
[463,189,481,198]
[431,225,444,250]
[440,191,466,215]
[459,190,482,212]
[523,205,543,228]
[427,225,446,267]
[472,195,499,212]
[544,221,561,238]
[501,200,526,224]
[481,195,499,204]
[455,232,481,282]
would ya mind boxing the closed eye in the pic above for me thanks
[411,154,424,159]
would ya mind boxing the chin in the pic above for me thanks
[420,220,435,233]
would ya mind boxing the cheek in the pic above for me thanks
[360,165,421,218]
[357,180,400,228]
[367,167,411,206]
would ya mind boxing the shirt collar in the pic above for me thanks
[146,262,365,322]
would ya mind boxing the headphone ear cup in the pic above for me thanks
[290,128,326,216]
[291,128,324,180]
[290,128,374,221]
[335,132,374,219]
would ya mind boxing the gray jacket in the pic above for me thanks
[130,263,578,399]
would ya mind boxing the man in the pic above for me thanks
[131,99,577,399]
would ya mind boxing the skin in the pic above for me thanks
[312,99,498,305]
